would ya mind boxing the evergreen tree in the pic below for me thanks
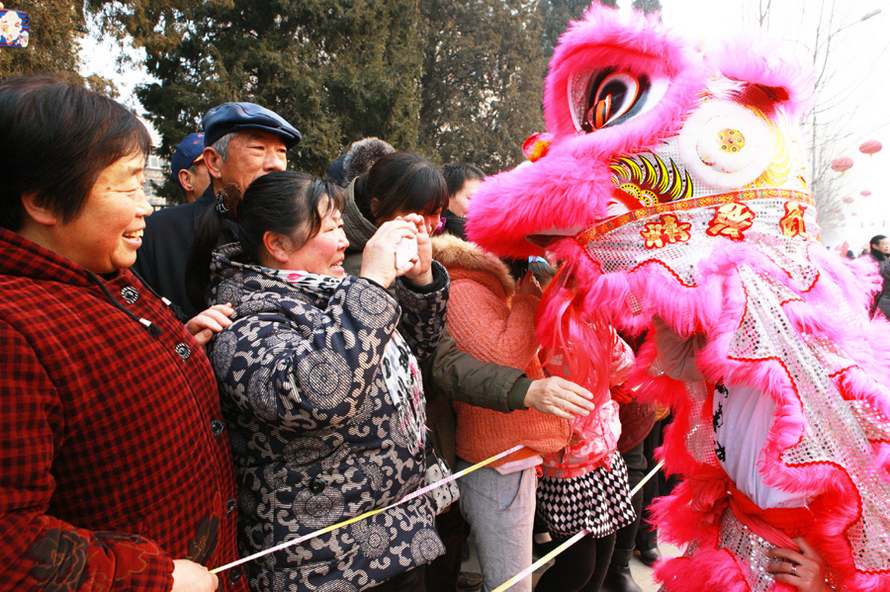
[419,0,547,172]
[0,1,81,76]
[92,0,425,187]
[94,0,553,179]
[540,0,591,58]
[632,0,662,14]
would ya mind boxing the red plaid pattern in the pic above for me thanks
[0,229,246,591]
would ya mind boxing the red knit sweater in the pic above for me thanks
[432,234,570,466]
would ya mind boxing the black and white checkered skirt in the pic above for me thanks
[536,451,636,538]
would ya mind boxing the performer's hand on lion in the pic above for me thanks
[767,538,833,591]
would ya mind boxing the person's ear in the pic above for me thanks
[370,197,381,219]
[203,147,224,180]
[178,169,193,192]
[20,193,61,226]
[261,230,292,265]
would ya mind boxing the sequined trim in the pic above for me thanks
[847,400,890,443]
[684,381,719,466]
[718,508,777,592]
[728,267,890,572]
[580,197,820,288]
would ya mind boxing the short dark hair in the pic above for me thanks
[238,171,344,260]
[0,75,152,230]
[442,163,485,198]
[871,234,888,262]
[354,152,449,224]
[187,171,342,309]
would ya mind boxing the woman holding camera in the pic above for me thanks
[194,171,449,592]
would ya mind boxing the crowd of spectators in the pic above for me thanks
[0,76,856,592]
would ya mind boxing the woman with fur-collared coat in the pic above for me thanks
[431,233,572,592]
[197,171,448,591]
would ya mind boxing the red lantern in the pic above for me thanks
[859,140,882,156]
[843,196,854,204]
[861,190,872,197]
[831,157,854,173]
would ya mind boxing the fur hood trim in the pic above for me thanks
[432,233,515,296]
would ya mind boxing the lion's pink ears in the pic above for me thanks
[709,39,814,120]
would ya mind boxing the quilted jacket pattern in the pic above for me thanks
[207,243,449,591]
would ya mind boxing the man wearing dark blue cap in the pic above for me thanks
[170,132,210,204]
[200,102,300,201]
[133,102,300,320]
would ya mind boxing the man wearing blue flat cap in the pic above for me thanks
[134,102,300,320]
[200,102,301,201]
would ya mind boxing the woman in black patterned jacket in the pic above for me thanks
[193,171,450,592]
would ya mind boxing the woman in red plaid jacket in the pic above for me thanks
[0,78,245,591]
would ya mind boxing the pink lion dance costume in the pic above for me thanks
[469,5,890,592]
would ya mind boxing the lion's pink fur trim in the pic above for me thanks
[468,4,889,589]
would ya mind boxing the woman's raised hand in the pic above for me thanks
[516,271,542,297]
[398,213,434,286]
[361,219,418,288]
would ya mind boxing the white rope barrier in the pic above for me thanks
[491,459,666,592]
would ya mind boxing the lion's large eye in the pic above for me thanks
[568,69,668,133]
[585,72,641,131]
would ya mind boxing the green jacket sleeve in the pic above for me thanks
[430,327,531,412]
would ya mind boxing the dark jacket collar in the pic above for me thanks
[342,178,378,255]
[442,209,467,241]
[197,185,216,207]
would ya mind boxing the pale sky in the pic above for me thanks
[80,0,890,248]
[656,0,890,249]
